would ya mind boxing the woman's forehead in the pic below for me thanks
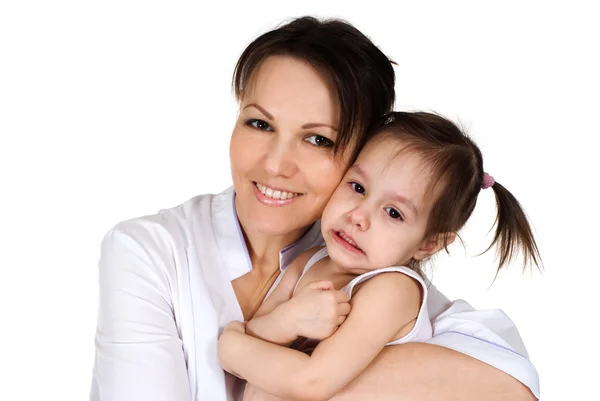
[241,56,340,119]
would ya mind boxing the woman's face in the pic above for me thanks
[230,56,349,238]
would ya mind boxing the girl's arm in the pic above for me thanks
[243,248,351,346]
[330,304,538,401]
[219,272,421,401]
[242,250,310,345]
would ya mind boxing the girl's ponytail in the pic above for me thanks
[484,175,542,272]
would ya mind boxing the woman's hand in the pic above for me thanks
[243,383,286,401]
[281,280,351,340]
[218,320,247,379]
[222,320,246,336]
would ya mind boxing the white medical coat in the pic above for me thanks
[90,187,539,401]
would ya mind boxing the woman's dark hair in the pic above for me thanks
[372,111,542,274]
[232,16,396,163]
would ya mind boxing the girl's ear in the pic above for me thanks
[413,232,456,260]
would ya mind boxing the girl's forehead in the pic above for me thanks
[358,136,414,164]
[354,138,435,185]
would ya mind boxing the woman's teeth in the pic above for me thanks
[255,183,300,200]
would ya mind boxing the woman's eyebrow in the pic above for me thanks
[302,122,338,131]
[244,103,337,131]
[244,103,274,120]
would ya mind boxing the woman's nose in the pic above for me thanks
[263,137,298,178]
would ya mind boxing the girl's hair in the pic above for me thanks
[373,111,541,273]
[232,16,396,163]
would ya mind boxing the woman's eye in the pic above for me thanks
[350,182,366,195]
[385,207,403,221]
[247,119,273,131]
[305,135,334,148]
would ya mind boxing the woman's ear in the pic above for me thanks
[413,232,456,260]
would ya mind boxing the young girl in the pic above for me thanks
[218,111,541,401]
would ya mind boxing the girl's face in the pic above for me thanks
[321,135,442,273]
[230,56,350,239]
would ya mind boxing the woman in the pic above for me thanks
[90,16,539,401]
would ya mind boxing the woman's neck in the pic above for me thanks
[235,201,309,275]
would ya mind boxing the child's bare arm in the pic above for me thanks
[243,247,350,345]
[219,272,421,401]
[243,251,309,345]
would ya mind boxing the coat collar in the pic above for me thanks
[212,186,324,281]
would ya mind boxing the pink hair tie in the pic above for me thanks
[482,172,495,189]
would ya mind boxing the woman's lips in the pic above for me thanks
[253,182,302,206]
[254,182,301,200]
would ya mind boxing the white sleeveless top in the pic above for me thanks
[293,247,432,346]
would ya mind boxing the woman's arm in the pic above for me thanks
[242,339,535,401]
[90,225,191,401]
[330,342,537,401]
[241,291,537,401]
[219,273,421,401]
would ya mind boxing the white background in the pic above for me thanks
[1,1,597,400]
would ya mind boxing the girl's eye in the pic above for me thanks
[305,135,334,148]
[385,207,404,221]
[350,182,366,195]
[247,119,273,131]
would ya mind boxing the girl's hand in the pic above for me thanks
[282,280,351,340]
